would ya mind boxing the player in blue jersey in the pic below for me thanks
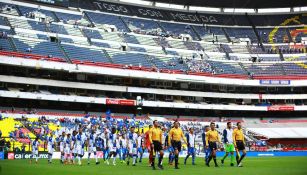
[137,132,144,163]
[76,129,86,165]
[126,126,138,166]
[184,128,196,165]
[87,129,100,165]
[59,132,65,164]
[30,137,39,164]
[71,130,78,164]
[64,133,72,164]
[106,127,117,166]
[47,132,55,164]
[119,134,128,163]
[202,126,211,163]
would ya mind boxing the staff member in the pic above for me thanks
[233,122,246,167]
[168,121,187,169]
[205,122,221,167]
[149,120,164,170]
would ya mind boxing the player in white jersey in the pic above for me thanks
[119,134,127,163]
[184,128,196,165]
[101,131,108,162]
[64,133,72,164]
[76,129,86,165]
[59,132,66,164]
[137,132,144,163]
[30,137,39,164]
[221,122,235,166]
[106,127,117,166]
[126,126,138,166]
[71,130,78,164]
[87,130,100,165]
[47,132,55,164]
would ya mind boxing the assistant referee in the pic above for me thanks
[233,122,246,167]
[149,120,164,170]
[168,121,187,169]
[205,122,221,167]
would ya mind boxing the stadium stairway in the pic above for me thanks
[57,42,72,63]
[51,11,61,22]
[102,49,114,63]
[7,37,17,51]
[119,16,131,33]
[190,25,202,41]
[14,5,22,16]
[222,27,232,43]
[245,13,265,51]
[3,17,16,35]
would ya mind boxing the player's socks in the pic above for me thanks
[88,153,91,164]
[139,153,143,162]
[238,154,246,164]
[236,155,239,164]
[207,155,212,163]
[78,156,81,165]
[112,157,116,165]
[231,154,235,164]
[174,154,179,168]
[184,154,189,164]
[151,158,155,168]
[133,155,136,165]
[213,157,218,166]
[222,154,228,160]
[95,154,98,163]
[192,154,195,165]
[158,155,163,166]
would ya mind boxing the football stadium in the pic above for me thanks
[0,0,307,175]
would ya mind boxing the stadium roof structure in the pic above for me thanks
[145,0,307,8]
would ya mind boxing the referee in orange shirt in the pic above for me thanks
[149,120,164,170]
[233,122,246,167]
[168,121,187,169]
[205,122,221,167]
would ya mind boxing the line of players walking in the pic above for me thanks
[29,120,247,169]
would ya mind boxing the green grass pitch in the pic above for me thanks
[1,157,307,175]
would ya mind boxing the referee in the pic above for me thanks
[149,120,164,170]
[233,122,246,167]
[168,121,187,169]
[205,122,221,167]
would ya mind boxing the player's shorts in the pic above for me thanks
[32,150,38,156]
[109,146,117,153]
[146,144,151,151]
[72,146,77,154]
[208,142,217,151]
[137,147,143,153]
[236,141,245,151]
[128,145,137,155]
[168,146,174,153]
[77,145,83,155]
[88,146,97,153]
[171,140,182,152]
[60,145,64,152]
[224,143,235,152]
[121,148,127,155]
[187,147,195,155]
[152,141,162,152]
[64,147,71,154]
[47,145,54,154]
[204,148,210,157]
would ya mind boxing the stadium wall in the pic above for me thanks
[2,151,307,160]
